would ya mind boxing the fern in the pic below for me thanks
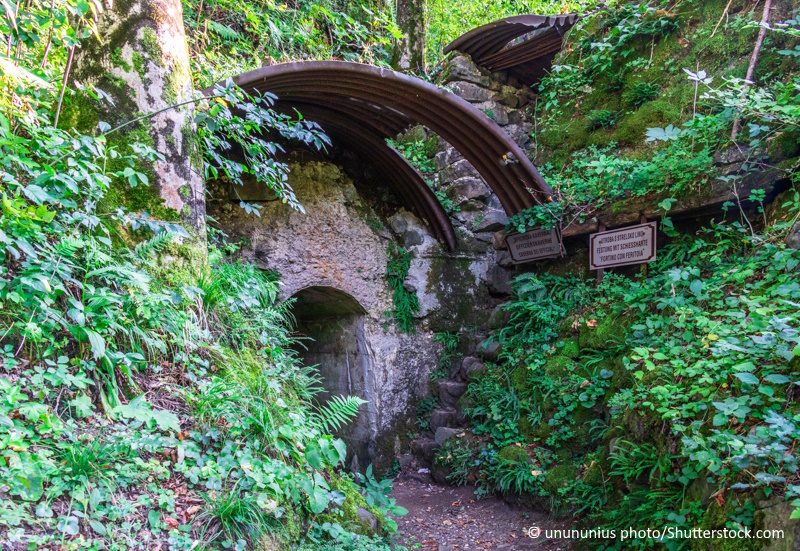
[314,395,366,433]
[207,20,243,42]
[134,231,175,261]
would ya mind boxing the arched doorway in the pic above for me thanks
[290,286,373,471]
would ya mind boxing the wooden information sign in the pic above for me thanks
[505,227,562,264]
[590,221,657,270]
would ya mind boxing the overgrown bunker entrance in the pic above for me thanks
[290,286,373,471]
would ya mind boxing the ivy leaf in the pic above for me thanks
[148,509,161,530]
[57,515,80,536]
[734,372,759,386]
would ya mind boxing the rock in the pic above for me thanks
[431,462,451,485]
[403,228,425,247]
[434,426,460,445]
[760,498,800,551]
[496,250,515,268]
[438,381,468,409]
[487,303,510,330]
[477,101,510,125]
[430,408,458,431]
[342,184,357,205]
[486,265,513,295]
[357,507,378,531]
[411,437,440,466]
[397,453,415,469]
[474,210,508,233]
[788,222,800,250]
[493,230,508,250]
[399,125,427,144]
[461,356,485,380]
[504,123,533,148]
[496,85,521,108]
[448,158,479,181]
[478,340,501,361]
[388,212,410,234]
[440,55,493,88]
[448,81,493,103]
[452,177,492,202]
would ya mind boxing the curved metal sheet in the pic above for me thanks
[444,14,579,86]
[205,61,554,249]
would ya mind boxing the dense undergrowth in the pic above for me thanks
[439,209,800,549]
[433,1,800,548]
[509,0,800,233]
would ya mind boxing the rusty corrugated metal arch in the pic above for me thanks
[444,14,579,87]
[209,61,554,250]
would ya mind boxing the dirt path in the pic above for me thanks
[392,471,573,551]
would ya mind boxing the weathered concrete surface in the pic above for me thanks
[208,161,441,469]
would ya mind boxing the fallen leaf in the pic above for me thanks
[164,516,179,529]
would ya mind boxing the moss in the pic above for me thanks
[150,241,209,287]
[579,314,631,350]
[557,337,580,359]
[612,98,681,145]
[692,501,764,551]
[498,444,529,463]
[131,51,146,81]
[423,134,440,158]
[141,26,163,66]
[509,365,529,395]
[582,461,606,487]
[543,464,578,495]
[315,472,384,536]
[110,47,132,72]
[543,354,574,378]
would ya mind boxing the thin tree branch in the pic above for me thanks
[731,0,772,142]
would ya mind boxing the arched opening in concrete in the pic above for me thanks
[290,286,373,471]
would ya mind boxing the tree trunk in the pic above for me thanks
[64,0,205,233]
[396,0,427,74]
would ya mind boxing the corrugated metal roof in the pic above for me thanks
[444,14,579,86]
[207,61,554,249]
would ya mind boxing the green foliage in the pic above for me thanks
[385,243,419,334]
[315,395,367,433]
[627,82,660,106]
[586,109,620,130]
[463,216,800,546]
[196,485,273,548]
[184,0,402,87]
[415,395,438,433]
[354,465,407,533]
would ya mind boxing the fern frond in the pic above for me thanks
[134,232,176,261]
[314,395,366,433]
[207,20,243,41]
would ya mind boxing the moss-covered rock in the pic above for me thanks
[579,314,632,350]
[543,354,574,378]
[543,463,578,495]
[498,444,529,463]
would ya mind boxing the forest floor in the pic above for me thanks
[392,470,574,551]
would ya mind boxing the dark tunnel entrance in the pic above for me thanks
[290,286,373,471]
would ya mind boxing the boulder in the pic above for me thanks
[474,210,508,233]
[788,222,800,250]
[487,303,511,330]
[434,426,460,445]
[496,85,521,108]
[478,340,501,362]
[486,265,513,295]
[438,381,468,409]
[357,507,378,531]
[492,230,508,250]
[440,55,493,88]
[452,177,492,202]
[448,82,493,103]
[430,408,458,432]
[411,437,440,466]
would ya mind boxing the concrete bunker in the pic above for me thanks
[290,286,374,471]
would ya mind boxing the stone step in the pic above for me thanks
[429,408,459,432]
[434,426,461,445]
[438,381,468,409]
[410,437,440,467]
